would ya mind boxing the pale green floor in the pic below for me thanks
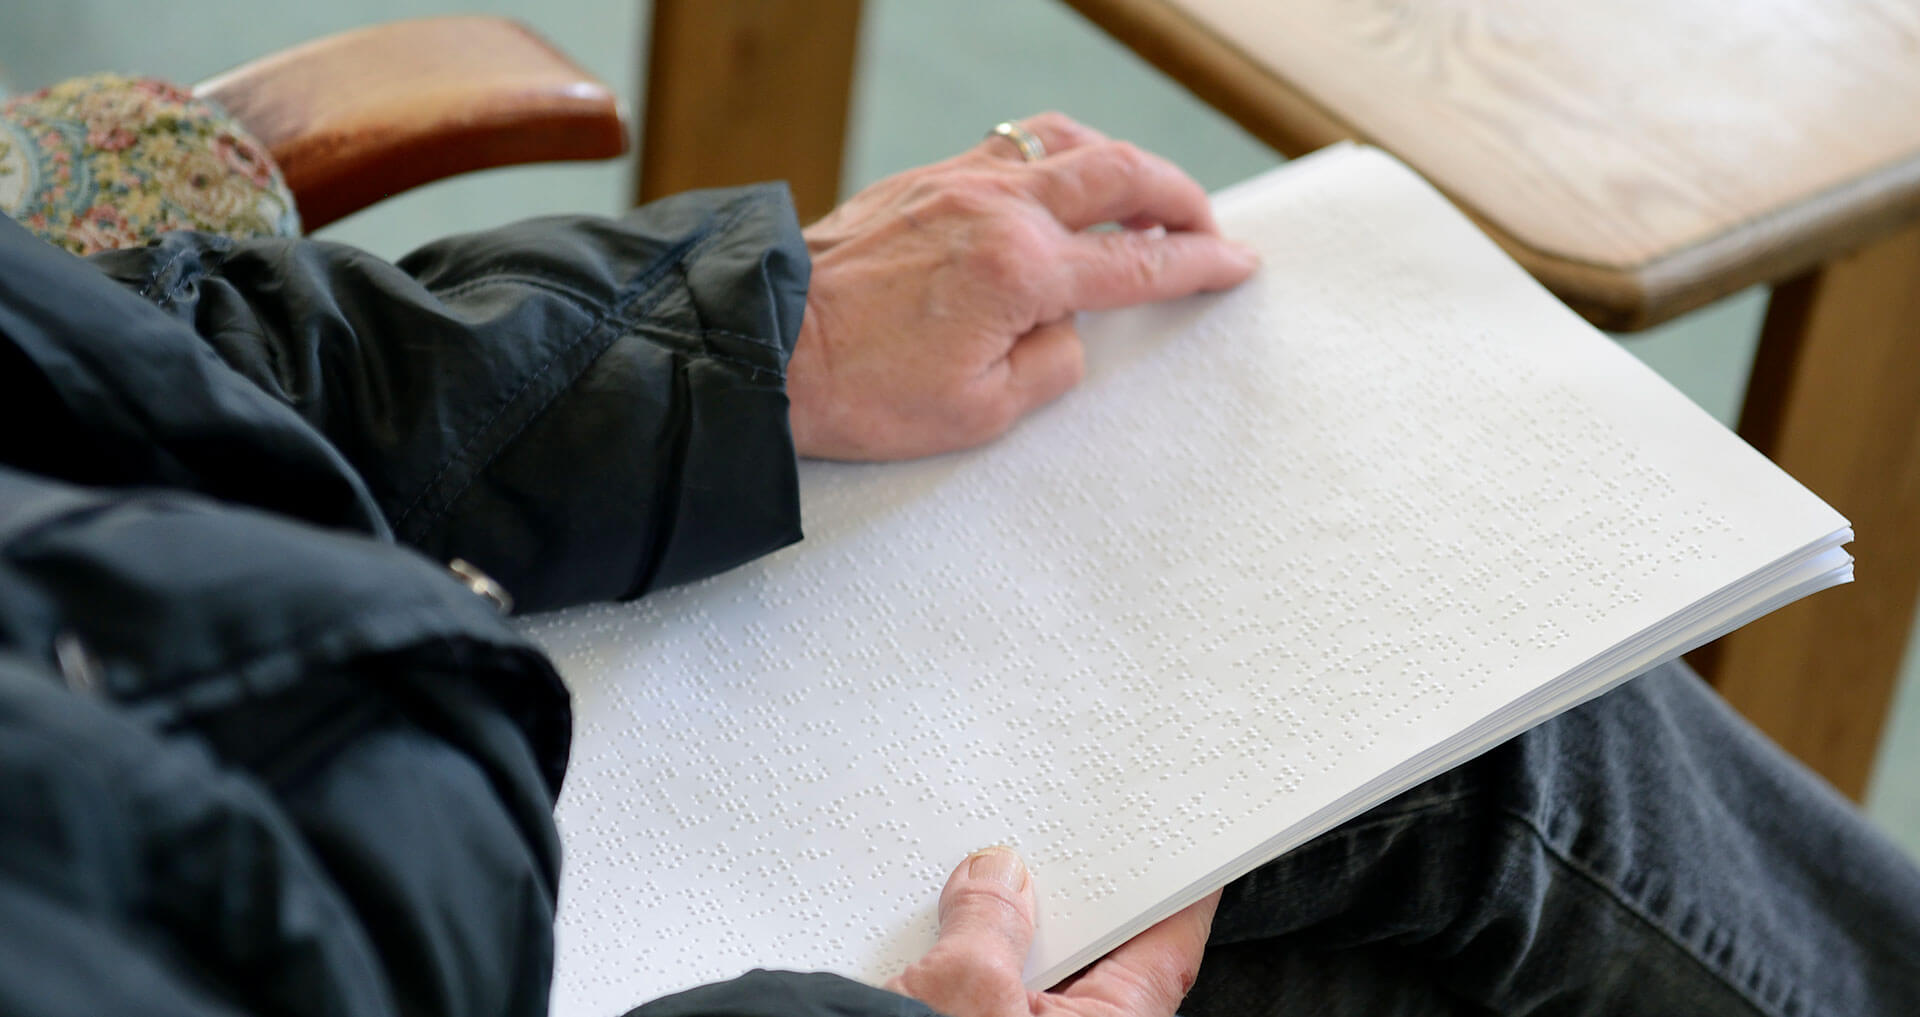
[4,1,1916,856]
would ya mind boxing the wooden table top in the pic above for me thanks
[1067,0,1920,329]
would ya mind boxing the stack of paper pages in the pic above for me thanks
[525,144,1852,1016]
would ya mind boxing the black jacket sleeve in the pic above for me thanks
[0,200,936,1017]
[624,970,939,1017]
[0,466,572,1017]
[84,185,809,613]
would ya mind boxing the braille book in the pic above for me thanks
[526,143,1853,1015]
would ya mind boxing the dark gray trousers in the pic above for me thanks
[1188,660,1920,1017]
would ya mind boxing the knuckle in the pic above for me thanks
[1026,110,1071,132]
[948,946,1025,988]
[1029,111,1100,147]
[919,179,997,220]
[991,213,1050,251]
[889,951,1017,1011]
[1100,139,1154,179]
[969,222,1047,290]
[967,243,1024,291]
[1118,231,1171,290]
[895,955,1022,1016]
[951,388,1021,442]
[1058,344,1088,388]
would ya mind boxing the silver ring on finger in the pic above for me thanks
[987,120,1047,163]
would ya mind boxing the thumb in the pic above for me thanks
[886,847,1036,1016]
[1059,889,1220,1016]
[936,846,1037,965]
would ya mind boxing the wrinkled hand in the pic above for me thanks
[888,847,1220,1017]
[789,113,1258,460]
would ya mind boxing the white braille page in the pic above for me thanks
[528,144,1850,1016]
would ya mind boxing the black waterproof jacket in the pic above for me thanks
[0,190,940,1017]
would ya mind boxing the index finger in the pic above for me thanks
[1054,228,1259,314]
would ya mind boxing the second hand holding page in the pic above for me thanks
[528,144,1850,1014]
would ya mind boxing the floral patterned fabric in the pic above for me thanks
[0,73,299,255]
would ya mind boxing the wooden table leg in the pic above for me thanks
[637,0,864,223]
[1695,221,1920,800]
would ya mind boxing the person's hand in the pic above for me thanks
[887,847,1220,1017]
[789,113,1258,461]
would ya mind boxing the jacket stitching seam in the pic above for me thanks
[405,202,769,534]
[400,295,676,535]
[646,322,787,355]
[118,594,459,710]
[145,238,236,306]
[115,596,508,726]
[420,275,789,356]
[390,197,759,534]
[702,326,786,353]
[387,271,674,532]
[425,270,603,306]
[414,187,783,306]
[406,203,763,529]
[675,346,784,381]
[420,260,637,303]
[417,198,790,343]
[139,247,195,301]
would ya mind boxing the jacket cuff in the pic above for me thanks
[405,184,810,612]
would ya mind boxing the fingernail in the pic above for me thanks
[1232,240,1262,264]
[968,846,1029,891]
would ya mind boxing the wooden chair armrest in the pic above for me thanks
[195,16,629,230]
